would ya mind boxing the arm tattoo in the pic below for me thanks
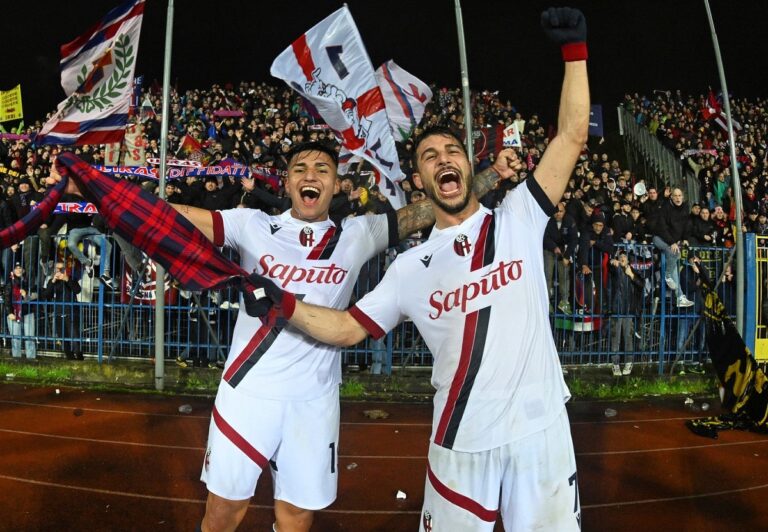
[396,200,435,241]
[472,167,502,200]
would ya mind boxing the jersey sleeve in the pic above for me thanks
[349,260,405,340]
[215,208,265,250]
[498,177,556,234]
[342,210,399,254]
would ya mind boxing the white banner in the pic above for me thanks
[375,60,432,142]
[270,6,406,208]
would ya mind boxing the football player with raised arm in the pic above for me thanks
[244,8,590,531]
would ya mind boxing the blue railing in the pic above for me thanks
[0,233,738,374]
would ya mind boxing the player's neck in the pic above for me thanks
[289,208,329,223]
[433,196,481,230]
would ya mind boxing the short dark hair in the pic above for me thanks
[411,125,467,170]
[285,141,338,167]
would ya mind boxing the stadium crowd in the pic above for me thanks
[0,80,751,373]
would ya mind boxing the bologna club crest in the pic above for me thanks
[299,226,315,247]
[422,510,433,532]
[453,234,472,256]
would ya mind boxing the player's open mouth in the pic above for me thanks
[300,185,321,206]
[436,168,463,198]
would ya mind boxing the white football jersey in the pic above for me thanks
[215,208,396,400]
[351,178,571,452]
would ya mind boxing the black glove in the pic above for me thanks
[541,7,587,61]
[241,272,296,325]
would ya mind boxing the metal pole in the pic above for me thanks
[454,0,474,165]
[704,0,744,334]
[154,0,175,390]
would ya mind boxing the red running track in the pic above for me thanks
[0,383,766,531]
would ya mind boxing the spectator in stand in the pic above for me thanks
[755,212,768,236]
[578,212,613,313]
[197,175,242,210]
[629,205,651,244]
[3,263,37,359]
[612,201,634,243]
[41,261,83,360]
[690,206,717,246]
[543,202,576,314]
[640,186,664,233]
[653,188,695,307]
[66,214,115,289]
[608,249,643,376]
[712,205,733,246]
[10,178,43,287]
[0,192,15,279]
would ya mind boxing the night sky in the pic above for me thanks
[3,0,767,132]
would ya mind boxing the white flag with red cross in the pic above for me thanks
[270,6,405,207]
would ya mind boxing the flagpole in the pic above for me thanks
[155,0,175,390]
[704,0,744,335]
[454,0,474,165]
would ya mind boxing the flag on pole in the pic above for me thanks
[374,60,432,142]
[35,0,145,146]
[270,6,406,208]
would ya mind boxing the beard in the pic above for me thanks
[423,184,472,215]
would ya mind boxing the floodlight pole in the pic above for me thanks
[155,0,175,390]
[704,0,744,334]
[454,0,474,164]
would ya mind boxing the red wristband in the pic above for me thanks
[561,42,588,62]
[280,292,296,320]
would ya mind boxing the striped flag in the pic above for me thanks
[35,0,145,146]
[374,60,432,142]
[270,6,406,207]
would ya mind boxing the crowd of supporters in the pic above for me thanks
[0,81,753,371]
[623,90,768,231]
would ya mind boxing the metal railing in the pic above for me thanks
[618,106,700,203]
[0,232,736,374]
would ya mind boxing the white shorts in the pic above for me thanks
[200,383,340,510]
[420,407,579,532]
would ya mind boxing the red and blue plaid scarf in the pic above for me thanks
[0,152,268,315]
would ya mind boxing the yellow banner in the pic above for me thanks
[0,85,23,122]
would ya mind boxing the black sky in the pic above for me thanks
[3,0,766,131]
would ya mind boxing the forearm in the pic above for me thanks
[290,300,368,347]
[533,61,590,205]
[169,203,214,242]
[471,166,502,201]
[395,200,435,240]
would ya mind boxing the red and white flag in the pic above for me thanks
[375,60,432,142]
[270,6,406,208]
[35,0,144,146]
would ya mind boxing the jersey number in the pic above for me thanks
[329,442,336,474]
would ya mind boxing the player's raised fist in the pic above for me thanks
[492,148,523,180]
[541,7,587,45]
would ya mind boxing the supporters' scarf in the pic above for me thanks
[686,264,768,438]
[0,153,269,316]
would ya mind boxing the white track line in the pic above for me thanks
[0,473,420,514]
[0,399,433,426]
[0,427,425,458]
[582,482,768,509]
[576,438,768,456]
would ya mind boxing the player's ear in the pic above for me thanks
[412,172,423,190]
[334,177,341,195]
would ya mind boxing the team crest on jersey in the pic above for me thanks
[269,223,281,234]
[299,226,315,247]
[204,447,212,472]
[422,510,433,531]
[453,234,472,256]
